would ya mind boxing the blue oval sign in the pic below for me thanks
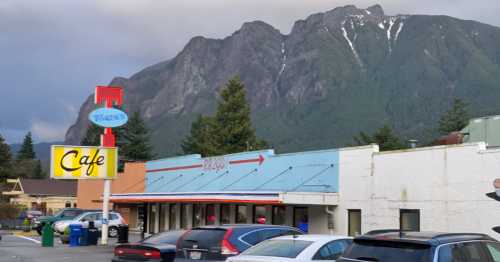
[89,108,128,128]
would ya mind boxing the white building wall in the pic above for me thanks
[335,142,500,239]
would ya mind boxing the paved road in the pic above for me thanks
[0,232,141,262]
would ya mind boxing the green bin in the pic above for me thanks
[41,223,54,247]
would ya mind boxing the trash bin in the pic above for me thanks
[87,227,99,245]
[41,223,54,247]
[80,227,89,246]
[69,224,82,247]
[117,224,129,244]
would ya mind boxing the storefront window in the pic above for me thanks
[236,205,247,224]
[193,204,205,227]
[400,209,420,231]
[348,209,361,236]
[294,207,308,233]
[253,205,267,224]
[169,204,177,230]
[149,204,157,233]
[220,204,231,224]
[181,204,189,229]
[272,206,286,225]
[206,204,215,225]
[159,204,168,231]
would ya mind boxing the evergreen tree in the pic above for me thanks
[81,123,103,146]
[121,111,153,161]
[0,134,13,181]
[353,124,406,151]
[438,98,469,134]
[211,76,267,155]
[181,115,216,156]
[33,160,45,179]
[17,132,35,160]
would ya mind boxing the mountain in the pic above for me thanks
[65,4,500,157]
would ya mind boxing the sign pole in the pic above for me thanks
[94,86,124,246]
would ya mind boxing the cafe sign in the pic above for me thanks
[50,145,118,179]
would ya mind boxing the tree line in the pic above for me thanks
[352,98,469,150]
[0,132,44,181]
[0,77,472,183]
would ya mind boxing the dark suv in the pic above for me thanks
[338,230,500,262]
[176,224,304,261]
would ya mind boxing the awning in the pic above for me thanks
[110,191,339,205]
[110,192,281,204]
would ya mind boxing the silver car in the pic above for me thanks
[53,211,125,237]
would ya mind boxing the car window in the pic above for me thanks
[81,213,97,221]
[63,210,80,217]
[438,244,465,262]
[143,231,185,245]
[242,239,313,258]
[342,239,432,262]
[110,214,118,220]
[486,242,500,262]
[242,228,295,246]
[314,240,351,260]
[242,231,260,246]
[438,242,489,262]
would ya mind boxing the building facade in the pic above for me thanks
[77,162,145,230]
[2,178,77,215]
[111,143,500,239]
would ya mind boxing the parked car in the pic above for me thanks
[227,234,352,262]
[176,224,304,261]
[112,230,185,262]
[33,208,90,235]
[19,210,43,222]
[338,230,500,262]
[53,211,125,237]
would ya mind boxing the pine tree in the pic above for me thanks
[438,98,469,134]
[81,123,103,146]
[0,134,13,181]
[211,76,267,155]
[120,111,153,161]
[33,160,45,179]
[353,124,406,151]
[17,132,35,160]
[181,115,216,156]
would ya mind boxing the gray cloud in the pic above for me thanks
[0,0,499,143]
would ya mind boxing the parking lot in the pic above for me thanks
[0,232,140,262]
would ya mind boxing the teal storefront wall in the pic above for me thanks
[145,149,339,193]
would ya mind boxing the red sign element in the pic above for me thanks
[95,86,123,107]
[94,86,123,147]
[229,154,265,166]
[147,155,265,173]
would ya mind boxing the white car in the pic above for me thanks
[226,235,352,262]
[53,211,125,237]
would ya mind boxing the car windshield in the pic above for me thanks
[242,239,313,258]
[341,240,432,262]
[74,212,94,221]
[53,209,65,217]
[142,230,185,245]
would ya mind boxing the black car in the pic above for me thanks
[175,224,304,262]
[338,230,500,262]
[112,230,185,262]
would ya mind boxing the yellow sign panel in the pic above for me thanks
[50,145,118,179]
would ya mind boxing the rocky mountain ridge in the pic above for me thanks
[66,4,500,156]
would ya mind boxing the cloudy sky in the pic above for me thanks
[1,0,499,144]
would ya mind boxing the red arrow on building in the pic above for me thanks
[229,154,265,166]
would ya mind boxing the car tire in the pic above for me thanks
[108,226,118,238]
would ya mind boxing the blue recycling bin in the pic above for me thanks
[69,224,82,247]
[79,227,89,246]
